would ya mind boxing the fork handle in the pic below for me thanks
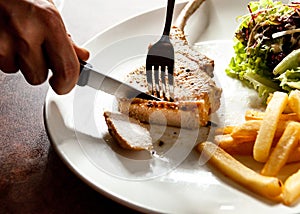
[163,0,175,36]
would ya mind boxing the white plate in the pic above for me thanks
[44,0,300,213]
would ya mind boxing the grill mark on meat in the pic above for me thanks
[119,93,210,129]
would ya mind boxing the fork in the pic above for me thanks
[146,0,175,101]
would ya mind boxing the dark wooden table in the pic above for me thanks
[0,72,139,213]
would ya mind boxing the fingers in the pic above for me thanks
[0,41,18,73]
[46,32,90,95]
[44,25,80,94]
[16,42,48,85]
[25,6,90,94]
[16,32,89,94]
[47,34,90,94]
[0,23,18,73]
[68,34,90,61]
[73,43,90,61]
[0,0,90,94]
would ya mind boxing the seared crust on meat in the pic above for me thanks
[118,93,210,129]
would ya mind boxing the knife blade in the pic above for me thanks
[77,60,161,101]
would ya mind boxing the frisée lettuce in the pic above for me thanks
[226,0,300,101]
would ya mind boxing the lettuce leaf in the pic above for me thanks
[226,0,300,102]
[277,68,300,91]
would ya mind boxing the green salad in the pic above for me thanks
[226,0,300,101]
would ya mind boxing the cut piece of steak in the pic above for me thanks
[104,111,153,150]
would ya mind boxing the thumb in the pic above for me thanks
[68,34,90,61]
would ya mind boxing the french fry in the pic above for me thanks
[283,103,294,114]
[201,89,300,206]
[283,169,300,206]
[245,109,299,121]
[214,135,255,155]
[197,141,283,200]
[214,134,237,144]
[245,110,266,120]
[261,122,300,176]
[216,135,300,162]
[288,90,300,120]
[231,120,290,140]
[253,92,288,162]
[215,133,256,144]
[217,141,300,161]
[230,120,261,138]
[215,126,235,135]
[221,141,254,156]
[287,146,300,163]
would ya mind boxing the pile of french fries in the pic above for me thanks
[197,90,300,206]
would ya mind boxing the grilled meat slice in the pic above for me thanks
[104,111,153,150]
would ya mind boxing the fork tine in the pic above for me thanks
[146,64,176,101]
[168,66,174,101]
[155,66,161,98]
[160,66,166,99]
[146,65,154,96]
[146,65,161,98]
[145,66,164,100]
[166,67,170,101]
[161,66,166,100]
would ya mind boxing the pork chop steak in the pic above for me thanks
[104,0,222,150]
[118,0,222,129]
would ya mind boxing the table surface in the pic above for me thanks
[0,0,165,213]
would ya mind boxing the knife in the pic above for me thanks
[77,60,161,101]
